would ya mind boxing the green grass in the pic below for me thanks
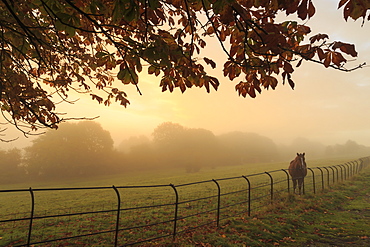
[165,168,370,246]
[0,157,365,246]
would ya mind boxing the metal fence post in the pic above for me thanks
[316,167,325,191]
[338,165,344,181]
[332,166,339,183]
[264,172,273,201]
[328,166,335,184]
[356,159,361,173]
[341,164,347,180]
[169,184,179,240]
[241,176,251,217]
[358,159,362,172]
[323,167,330,188]
[341,164,346,180]
[344,163,350,179]
[112,186,121,247]
[348,161,354,177]
[353,160,358,174]
[355,160,360,174]
[27,187,35,247]
[212,179,221,227]
[307,168,315,194]
[281,169,290,193]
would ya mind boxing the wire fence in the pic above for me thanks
[1,156,369,246]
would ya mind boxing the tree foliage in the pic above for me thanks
[152,122,220,172]
[3,120,370,184]
[0,148,24,183]
[0,0,369,137]
[24,121,116,178]
[325,139,370,157]
[217,131,279,164]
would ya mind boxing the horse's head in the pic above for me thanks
[296,153,306,169]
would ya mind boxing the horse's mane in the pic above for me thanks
[290,155,300,165]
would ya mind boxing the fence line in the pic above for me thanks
[0,156,369,246]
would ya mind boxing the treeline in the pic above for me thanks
[1,121,370,184]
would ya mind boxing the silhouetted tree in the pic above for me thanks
[217,132,279,165]
[24,121,116,180]
[0,148,24,184]
[152,122,220,172]
[117,135,151,154]
[325,140,370,157]
[284,137,325,159]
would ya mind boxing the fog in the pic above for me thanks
[2,1,370,165]
[1,121,369,185]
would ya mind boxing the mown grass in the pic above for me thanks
[162,168,370,246]
[0,156,365,246]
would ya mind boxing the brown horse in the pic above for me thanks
[288,153,307,195]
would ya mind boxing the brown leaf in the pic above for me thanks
[316,48,326,61]
[307,0,316,18]
[283,62,294,73]
[309,33,329,43]
[230,44,239,58]
[332,41,357,57]
[288,78,295,89]
[338,0,350,9]
[248,85,256,98]
[323,52,331,68]
[282,71,287,84]
[179,81,186,93]
[331,52,346,66]
[204,57,216,69]
[209,76,220,91]
[342,1,353,21]
[286,1,299,15]
[90,94,103,104]
[339,43,358,57]
[262,75,278,90]
[298,0,308,20]
[296,58,303,67]
[235,82,248,97]
[219,5,234,24]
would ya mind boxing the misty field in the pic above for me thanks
[0,156,361,246]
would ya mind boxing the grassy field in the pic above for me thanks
[0,156,366,246]
[0,156,354,189]
[166,167,370,246]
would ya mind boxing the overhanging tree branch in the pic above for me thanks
[0,0,368,136]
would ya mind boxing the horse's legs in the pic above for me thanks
[297,178,304,195]
[292,178,297,194]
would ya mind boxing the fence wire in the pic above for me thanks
[0,157,369,246]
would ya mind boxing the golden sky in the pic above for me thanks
[2,0,370,149]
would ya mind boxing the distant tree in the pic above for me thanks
[286,137,325,158]
[325,140,370,157]
[0,148,24,184]
[181,128,220,172]
[152,122,187,145]
[217,131,279,165]
[152,122,219,172]
[117,135,151,153]
[152,122,187,168]
[0,0,367,137]
[125,140,157,171]
[24,121,116,179]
